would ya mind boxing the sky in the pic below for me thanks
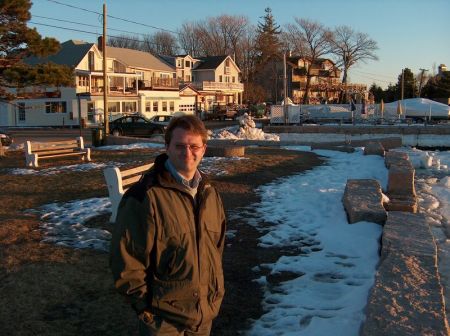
[8,137,450,334]
[28,0,450,90]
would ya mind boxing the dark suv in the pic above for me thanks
[110,115,165,137]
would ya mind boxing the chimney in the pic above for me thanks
[98,36,103,51]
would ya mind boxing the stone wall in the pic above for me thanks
[342,150,448,334]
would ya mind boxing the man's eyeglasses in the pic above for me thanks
[174,144,205,153]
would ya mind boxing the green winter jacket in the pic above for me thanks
[110,153,226,329]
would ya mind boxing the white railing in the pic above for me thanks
[191,81,244,91]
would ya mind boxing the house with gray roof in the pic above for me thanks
[0,39,183,128]
[159,54,244,112]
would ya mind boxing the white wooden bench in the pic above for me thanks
[103,163,154,223]
[25,137,91,168]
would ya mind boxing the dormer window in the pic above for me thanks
[185,60,191,68]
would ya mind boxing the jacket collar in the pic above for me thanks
[154,153,210,192]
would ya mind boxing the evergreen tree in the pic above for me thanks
[255,7,282,65]
[396,68,417,99]
[369,83,384,102]
[0,0,73,100]
[422,72,450,100]
[384,83,398,103]
[253,7,283,102]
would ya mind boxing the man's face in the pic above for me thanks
[166,128,206,179]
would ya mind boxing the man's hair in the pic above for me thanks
[165,114,208,145]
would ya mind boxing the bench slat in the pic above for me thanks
[121,163,154,178]
[33,148,81,156]
[122,174,143,187]
[33,144,79,151]
[32,141,79,150]
[39,152,87,159]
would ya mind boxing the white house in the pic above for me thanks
[0,40,182,127]
[159,54,244,112]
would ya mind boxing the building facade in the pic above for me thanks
[1,40,180,127]
[287,57,367,104]
[159,54,244,112]
[0,41,245,127]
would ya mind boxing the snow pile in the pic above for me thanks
[211,113,279,141]
[391,147,448,171]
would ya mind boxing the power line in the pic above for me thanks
[353,70,396,80]
[45,0,179,35]
[29,21,183,51]
[33,14,156,37]
[351,72,394,85]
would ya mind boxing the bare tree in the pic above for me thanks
[285,18,332,104]
[178,15,249,59]
[142,31,178,55]
[107,34,141,50]
[178,22,202,57]
[329,25,378,86]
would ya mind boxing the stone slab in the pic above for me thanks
[361,212,449,335]
[342,179,387,225]
[364,141,385,156]
[385,151,411,169]
[205,146,245,157]
[387,164,416,196]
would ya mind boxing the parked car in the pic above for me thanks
[0,130,13,146]
[109,115,165,137]
[204,104,238,120]
[148,115,173,126]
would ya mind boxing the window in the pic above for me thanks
[169,101,175,112]
[18,103,26,121]
[162,101,167,112]
[219,75,222,82]
[46,101,67,113]
[122,101,137,113]
[225,58,230,67]
[177,59,182,67]
[78,76,88,87]
[87,102,95,121]
[232,76,235,83]
[88,51,95,71]
[146,101,151,112]
[153,101,158,112]
[108,102,120,113]
[185,60,191,68]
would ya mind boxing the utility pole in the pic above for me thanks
[103,3,109,135]
[418,68,428,98]
[401,68,404,101]
[283,51,288,125]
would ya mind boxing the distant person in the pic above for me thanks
[110,115,226,335]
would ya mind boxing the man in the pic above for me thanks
[110,115,226,335]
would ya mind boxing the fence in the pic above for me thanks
[270,104,379,124]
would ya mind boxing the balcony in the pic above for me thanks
[191,81,244,91]
[140,77,179,90]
